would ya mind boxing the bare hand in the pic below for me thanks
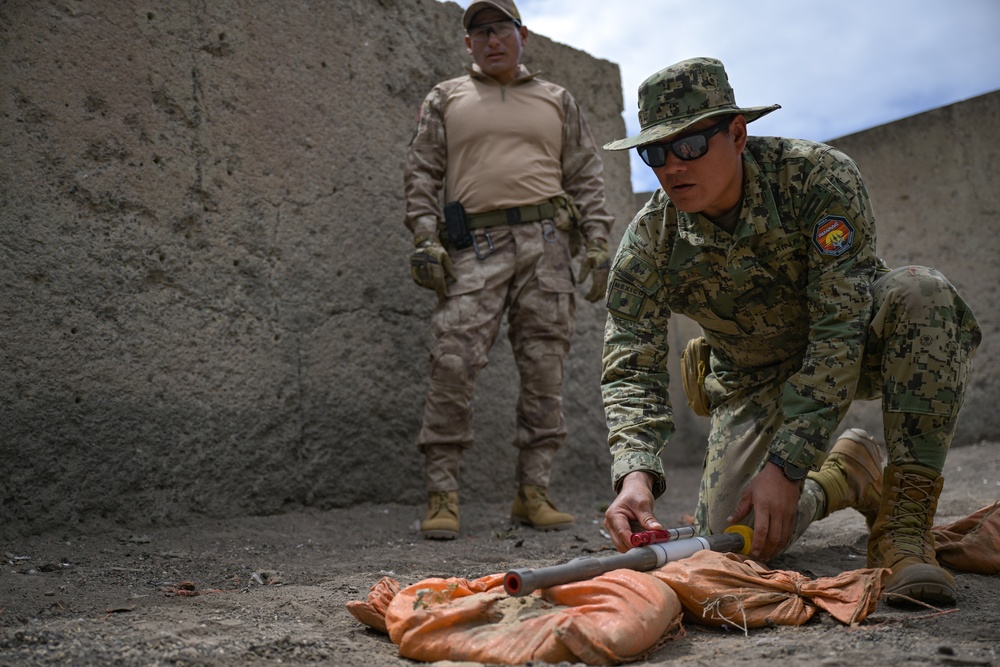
[604,471,662,553]
[727,462,802,561]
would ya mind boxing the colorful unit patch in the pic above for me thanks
[812,215,854,256]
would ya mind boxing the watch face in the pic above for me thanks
[768,453,808,481]
[783,461,809,481]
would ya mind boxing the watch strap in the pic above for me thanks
[767,452,809,481]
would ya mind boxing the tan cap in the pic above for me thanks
[463,0,521,30]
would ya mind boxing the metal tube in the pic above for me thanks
[503,528,750,597]
[503,548,659,597]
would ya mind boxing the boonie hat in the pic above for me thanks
[463,0,521,29]
[604,57,780,151]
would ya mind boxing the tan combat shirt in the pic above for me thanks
[404,64,613,246]
[603,137,887,496]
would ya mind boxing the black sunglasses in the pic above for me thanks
[636,115,734,168]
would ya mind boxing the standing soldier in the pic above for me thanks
[601,57,980,605]
[404,0,615,539]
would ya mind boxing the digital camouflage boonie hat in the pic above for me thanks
[463,0,521,29]
[604,57,780,151]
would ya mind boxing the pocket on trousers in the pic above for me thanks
[537,272,574,294]
[536,228,575,294]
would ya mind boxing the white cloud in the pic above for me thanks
[509,0,1000,191]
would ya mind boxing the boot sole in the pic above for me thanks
[884,565,957,606]
[833,429,884,476]
[885,581,957,607]
[421,529,458,540]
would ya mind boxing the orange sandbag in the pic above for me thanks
[650,550,885,629]
[349,569,682,665]
[932,502,1000,574]
[346,576,401,634]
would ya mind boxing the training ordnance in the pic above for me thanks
[629,525,697,547]
[503,525,753,597]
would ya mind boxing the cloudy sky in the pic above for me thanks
[454,0,1000,192]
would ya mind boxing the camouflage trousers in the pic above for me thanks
[418,221,576,492]
[695,266,981,543]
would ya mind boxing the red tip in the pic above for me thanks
[629,532,652,547]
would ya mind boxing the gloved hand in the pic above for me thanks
[577,238,610,303]
[410,233,456,299]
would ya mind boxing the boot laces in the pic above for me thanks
[429,491,454,518]
[886,474,935,555]
[535,487,558,509]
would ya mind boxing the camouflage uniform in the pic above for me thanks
[406,63,614,491]
[603,136,981,539]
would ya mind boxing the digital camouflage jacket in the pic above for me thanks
[603,136,888,496]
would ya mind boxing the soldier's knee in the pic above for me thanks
[516,339,567,382]
[430,351,471,386]
[875,266,971,326]
[877,265,948,301]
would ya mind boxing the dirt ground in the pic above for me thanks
[1,441,998,667]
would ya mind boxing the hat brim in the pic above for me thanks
[603,104,780,151]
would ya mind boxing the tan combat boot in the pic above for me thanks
[807,428,884,528]
[421,491,459,540]
[510,485,574,531]
[868,464,956,606]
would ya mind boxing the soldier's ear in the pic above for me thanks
[731,115,748,153]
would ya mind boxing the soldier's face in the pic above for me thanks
[465,9,526,86]
[650,115,748,220]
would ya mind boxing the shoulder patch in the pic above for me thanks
[606,277,649,321]
[811,215,854,256]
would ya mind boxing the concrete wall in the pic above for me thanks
[0,0,632,538]
[2,0,996,538]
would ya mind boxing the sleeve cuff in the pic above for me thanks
[611,451,666,498]
[768,431,827,472]
[411,215,438,243]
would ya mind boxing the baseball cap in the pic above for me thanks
[463,0,521,30]
[604,57,780,151]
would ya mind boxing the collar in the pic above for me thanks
[466,63,539,85]
[676,149,783,248]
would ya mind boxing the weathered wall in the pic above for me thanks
[0,0,632,537]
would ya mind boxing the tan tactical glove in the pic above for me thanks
[410,233,456,299]
[680,336,712,417]
[577,238,610,303]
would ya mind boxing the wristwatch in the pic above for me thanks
[767,452,809,482]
